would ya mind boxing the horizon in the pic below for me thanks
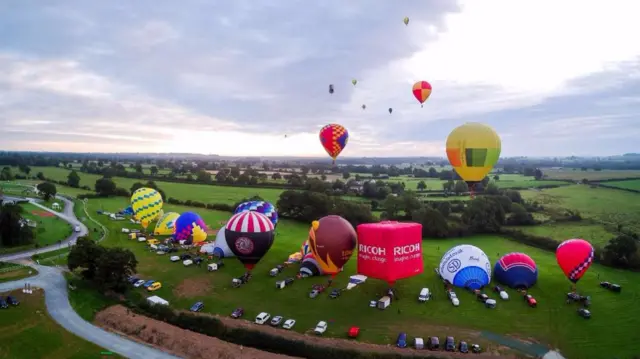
[1,1,639,157]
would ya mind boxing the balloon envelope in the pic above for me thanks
[446,122,501,184]
[403,16,410,25]
[174,212,208,244]
[494,252,538,289]
[154,212,180,236]
[130,188,163,229]
[352,79,357,86]
[213,229,234,258]
[234,200,278,227]
[319,124,349,163]
[412,81,432,104]
[439,245,491,290]
[556,239,594,283]
[225,211,275,270]
[307,215,357,276]
[299,252,324,277]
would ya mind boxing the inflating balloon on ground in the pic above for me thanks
[130,187,163,229]
[307,215,357,285]
[556,239,594,285]
[154,212,180,236]
[234,200,278,227]
[173,212,208,244]
[494,252,538,289]
[439,244,491,290]
[225,211,275,272]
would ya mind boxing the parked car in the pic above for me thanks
[0,298,8,309]
[477,293,489,303]
[329,289,341,299]
[166,247,178,253]
[369,300,377,308]
[427,336,440,350]
[270,316,283,326]
[314,321,328,335]
[147,282,162,291]
[458,341,469,353]
[282,319,296,329]
[142,280,156,288]
[471,344,482,353]
[445,336,455,351]
[418,287,431,302]
[231,307,244,319]
[396,332,408,348]
[133,279,146,287]
[180,254,192,260]
[524,294,537,307]
[493,285,504,293]
[74,225,81,232]
[448,291,460,306]
[255,312,271,325]
[128,276,139,284]
[190,301,204,312]
[7,296,19,306]
[578,308,591,319]
[169,256,180,262]
[193,257,204,265]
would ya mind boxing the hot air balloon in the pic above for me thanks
[388,107,393,114]
[299,252,324,278]
[154,212,180,236]
[403,17,410,26]
[173,212,208,244]
[362,104,366,110]
[446,122,501,197]
[412,81,432,107]
[556,239,594,286]
[439,245,491,290]
[329,84,334,94]
[212,229,234,258]
[121,206,134,216]
[319,123,349,165]
[307,215,357,285]
[225,211,275,272]
[301,239,311,256]
[130,187,163,230]
[234,200,279,227]
[352,79,358,86]
[494,252,538,289]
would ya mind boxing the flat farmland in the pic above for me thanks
[543,169,640,181]
[601,179,640,191]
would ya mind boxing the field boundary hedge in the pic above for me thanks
[123,294,442,359]
[590,182,640,194]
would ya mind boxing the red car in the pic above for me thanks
[524,294,537,308]
[348,326,360,338]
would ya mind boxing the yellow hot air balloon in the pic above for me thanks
[154,212,180,235]
[446,122,501,192]
[130,187,163,229]
[403,17,410,26]
[352,79,357,86]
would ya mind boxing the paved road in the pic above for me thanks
[0,195,88,261]
[0,265,180,359]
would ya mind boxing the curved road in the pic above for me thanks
[0,194,181,359]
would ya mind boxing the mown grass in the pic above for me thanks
[0,263,38,283]
[0,288,122,359]
[543,169,640,181]
[381,174,568,191]
[507,223,617,247]
[602,179,640,191]
[83,196,640,359]
[20,203,72,247]
[64,273,118,322]
[521,185,640,233]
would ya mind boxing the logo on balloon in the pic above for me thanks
[485,261,491,274]
[235,237,254,255]
[447,259,461,273]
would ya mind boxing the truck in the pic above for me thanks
[377,296,391,310]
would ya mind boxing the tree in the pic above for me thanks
[95,177,117,196]
[603,234,639,268]
[412,207,449,238]
[94,247,138,293]
[67,170,81,188]
[135,164,143,173]
[493,175,500,181]
[36,182,57,201]
[18,164,31,175]
[271,172,282,180]
[534,168,544,180]
[342,172,351,180]
[462,197,505,233]
[36,172,45,180]
[442,179,454,192]
[382,195,403,218]
[150,166,159,176]
[215,171,228,183]
[485,182,500,195]
[416,181,427,191]
[0,203,34,247]
[0,167,13,181]
[453,180,468,195]
[196,170,212,183]
[68,237,105,280]
[506,203,536,225]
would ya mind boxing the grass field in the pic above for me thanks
[381,174,568,191]
[543,169,640,181]
[83,196,640,359]
[601,179,640,191]
[20,203,72,247]
[0,263,38,284]
[507,223,617,247]
[521,185,640,233]
[0,289,121,359]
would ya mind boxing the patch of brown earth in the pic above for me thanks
[95,305,301,359]
[173,277,213,298]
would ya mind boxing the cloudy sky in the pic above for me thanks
[1,0,639,157]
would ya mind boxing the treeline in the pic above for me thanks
[0,202,35,249]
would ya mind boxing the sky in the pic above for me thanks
[1,0,639,158]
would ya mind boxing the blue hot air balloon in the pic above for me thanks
[173,212,208,244]
[234,200,278,227]
[494,252,538,289]
[438,244,492,290]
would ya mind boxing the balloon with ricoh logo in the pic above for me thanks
[439,244,491,290]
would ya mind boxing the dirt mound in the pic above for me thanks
[173,277,213,298]
[95,305,301,359]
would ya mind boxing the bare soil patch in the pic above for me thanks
[173,277,213,298]
[95,305,301,359]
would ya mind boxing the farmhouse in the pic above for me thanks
[52,203,61,210]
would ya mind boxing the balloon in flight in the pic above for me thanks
[328,84,334,94]
[556,239,594,283]
[388,107,393,114]
[225,211,275,271]
[446,122,501,188]
[352,79,358,86]
[362,104,366,110]
[307,215,357,280]
[403,17,410,26]
[412,81,432,107]
[319,123,349,164]
[130,187,163,229]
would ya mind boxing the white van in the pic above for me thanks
[414,337,424,350]
[183,259,193,267]
[74,225,81,233]
[418,288,431,302]
[149,244,158,251]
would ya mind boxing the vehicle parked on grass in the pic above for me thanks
[578,308,591,319]
[396,332,408,348]
[128,276,139,284]
[7,296,20,306]
[134,279,146,287]
[74,225,81,232]
[255,312,271,325]
[448,291,460,306]
[142,280,155,288]
[418,287,431,302]
[458,341,469,353]
[170,256,180,262]
[314,321,328,335]
[190,302,204,312]
[524,294,537,307]
[0,298,8,309]
[231,307,244,319]
[471,344,482,353]
[282,319,296,329]
[329,289,341,299]
[180,254,192,261]
[445,336,455,351]
[270,316,283,326]
[147,282,162,291]
[427,336,440,350]
[477,293,489,303]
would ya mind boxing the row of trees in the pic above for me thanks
[0,202,35,249]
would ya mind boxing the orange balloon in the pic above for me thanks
[412,81,432,105]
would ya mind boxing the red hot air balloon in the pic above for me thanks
[319,124,349,165]
[556,239,594,284]
[412,81,432,107]
[307,215,357,285]
[225,211,275,272]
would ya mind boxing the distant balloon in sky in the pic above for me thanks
[328,84,334,94]
[388,107,393,114]
[403,17,410,26]
[362,104,366,110]
[352,79,358,86]
[446,122,501,191]
[319,123,349,164]
[412,81,432,107]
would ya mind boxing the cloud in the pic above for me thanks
[1,0,639,157]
